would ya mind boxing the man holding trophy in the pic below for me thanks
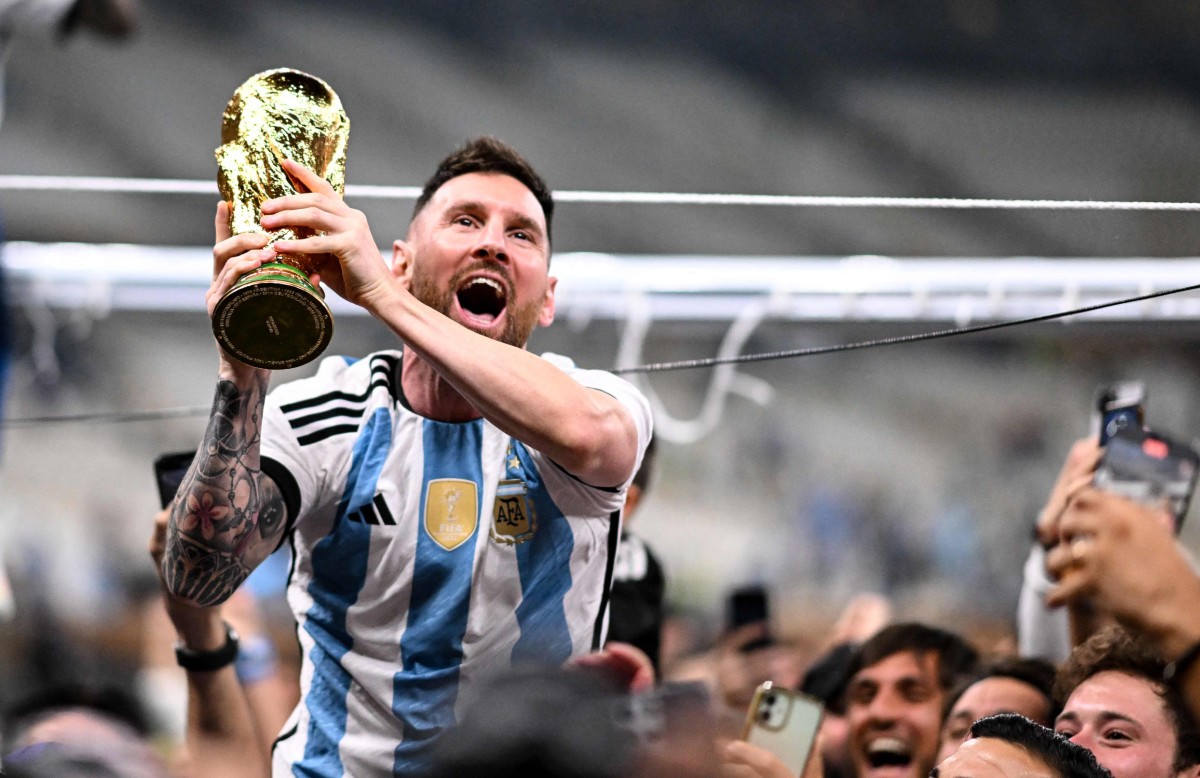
[163,70,651,776]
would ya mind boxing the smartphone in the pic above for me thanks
[740,682,823,775]
[615,681,715,747]
[728,585,773,652]
[1093,426,1199,531]
[153,451,196,509]
[1092,382,1146,445]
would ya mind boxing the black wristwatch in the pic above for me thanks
[175,622,240,672]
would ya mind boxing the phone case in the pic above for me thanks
[741,682,823,775]
[153,451,196,509]
[1094,426,1199,528]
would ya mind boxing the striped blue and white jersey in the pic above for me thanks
[259,350,651,778]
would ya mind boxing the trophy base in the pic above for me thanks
[212,263,333,370]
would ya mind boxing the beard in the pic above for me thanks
[409,260,544,348]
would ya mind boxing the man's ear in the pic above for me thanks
[538,275,557,327]
[391,240,413,285]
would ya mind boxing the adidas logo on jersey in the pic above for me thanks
[345,493,396,526]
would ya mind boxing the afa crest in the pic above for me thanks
[424,479,478,551]
[491,479,537,545]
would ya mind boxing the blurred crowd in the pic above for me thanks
[2,428,1200,778]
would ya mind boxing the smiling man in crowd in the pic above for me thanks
[1053,628,1200,778]
[936,656,1059,764]
[844,623,979,778]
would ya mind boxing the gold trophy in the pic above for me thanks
[211,68,349,369]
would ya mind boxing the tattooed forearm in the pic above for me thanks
[164,375,287,605]
[163,533,251,606]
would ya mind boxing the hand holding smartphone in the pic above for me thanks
[1093,426,1199,531]
[728,585,774,652]
[740,681,823,776]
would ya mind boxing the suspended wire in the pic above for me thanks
[612,281,1200,374]
[5,282,1199,429]
[6,174,1200,211]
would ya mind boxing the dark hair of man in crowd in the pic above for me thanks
[412,136,555,247]
[935,713,1112,778]
[801,641,858,716]
[846,622,980,694]
[0,682,151,755]
[942,655,1060,723]
[1053,627,1200,774]
[424,667,635,778]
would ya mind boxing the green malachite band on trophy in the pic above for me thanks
[212,262,333,370]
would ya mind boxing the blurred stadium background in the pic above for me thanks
[3,0,1200,702]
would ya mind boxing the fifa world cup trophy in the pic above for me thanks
[211,68,349,369]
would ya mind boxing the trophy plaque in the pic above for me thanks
[212,68,349,369]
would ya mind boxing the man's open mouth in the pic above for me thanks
[866,738,913,770]
[455,276,507,324]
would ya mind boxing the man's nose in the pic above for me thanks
[472,222,508,261]
[1066,730,1094,752]
[866,691,902,724]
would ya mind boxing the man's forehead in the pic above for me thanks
[857,649,941,682]
[425,172,545,222]
[1063,670,1165,721]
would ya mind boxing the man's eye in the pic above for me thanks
[511,231,529,241]
[848,686,874,705]
[1055,725,1078,739]
[1102,729,1133,743]
[455,216,475,227]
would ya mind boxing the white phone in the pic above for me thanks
[740,681,823,776]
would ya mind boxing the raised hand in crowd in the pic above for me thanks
[720,738,823,778]
[1045,487,1200,722]
[1019,436,1106,659]
[568,640,658,694]
[1034,437,1103,550]
[147,508,269,778]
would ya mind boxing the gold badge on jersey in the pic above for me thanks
[491,479,537,545]
[425,479,478,551]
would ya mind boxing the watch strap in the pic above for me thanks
[175,622,240,672]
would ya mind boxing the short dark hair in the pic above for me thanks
[800,641,858,716]
[1,682,151,755]
[957,713,1113,778]
[848,622,979,695]
[425,667,635,778]
[1054,627,1200,773]
[413,136,554,246]
[942,655,1059,724]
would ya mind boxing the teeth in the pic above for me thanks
[468,278,502,292]
[868,738,909,755]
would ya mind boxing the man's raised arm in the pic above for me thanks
[163,203,290,606]
[264,161,643,489]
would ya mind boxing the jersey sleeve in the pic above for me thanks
[531,353,653,513]
[260,356,364,529]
